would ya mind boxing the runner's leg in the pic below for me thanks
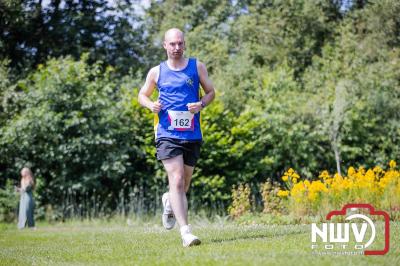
[184,164,194,193]
[162,155,188,226]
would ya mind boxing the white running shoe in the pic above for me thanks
[162,192,176,230]
[180,225,201,247]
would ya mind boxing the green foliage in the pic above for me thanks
[0,179,19,222]
[0,60,11,123]
[228,183,251,219]
[302,0,400,169]
[0,0,149,75]
[0,55,155,218]
[260,180,285,214]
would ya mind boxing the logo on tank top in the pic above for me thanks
[186,78,194,87]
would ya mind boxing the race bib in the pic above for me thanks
[167,110,194,131]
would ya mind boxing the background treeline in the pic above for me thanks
[0,0,399,221]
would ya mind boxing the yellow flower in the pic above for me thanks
[282,175,289,182]
[307,180,328,202]
[365,169,375,182]
[358,166,366,175]
[389,160,397,169]
[347,167,356,176]
[288,168,294,175]
[373,166,383,173]
[319,170,330,179]
[325,178,333,186]
[292,177,298,184]
[290,181,307,203]
[277,190,290,197]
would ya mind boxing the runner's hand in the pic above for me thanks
[151,101,162,113]
[187,101,202,114]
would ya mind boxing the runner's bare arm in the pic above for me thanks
[197,61,215,107]
[187,61,215,113]
[138,67,162,113]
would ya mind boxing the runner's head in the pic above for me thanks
[163,28,185,59]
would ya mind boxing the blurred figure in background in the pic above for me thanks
[16,167,35,229]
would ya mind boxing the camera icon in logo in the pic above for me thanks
[325,203,390,255]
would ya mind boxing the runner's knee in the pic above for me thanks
[170,175,185,192]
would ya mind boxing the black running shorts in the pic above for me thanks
[155,138,202,167]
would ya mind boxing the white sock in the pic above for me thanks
[180,225,191,236]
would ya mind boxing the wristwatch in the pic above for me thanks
[201,100,206,108]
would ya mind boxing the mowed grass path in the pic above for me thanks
[0,220,399,266]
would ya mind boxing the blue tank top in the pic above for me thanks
[155,58,202,141]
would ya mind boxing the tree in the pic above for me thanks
[303,0,400,170]
[0,0,148,75]
[0,55,150,218]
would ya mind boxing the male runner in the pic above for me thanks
[138,28,215,247]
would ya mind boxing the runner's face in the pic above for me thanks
[163,32,185,59]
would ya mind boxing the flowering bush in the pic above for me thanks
[260,180,284,214]
[278,160,399,218]
[228,161,399,220]
[228,184,252,219]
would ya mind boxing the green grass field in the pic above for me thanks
[0,218,399,266]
